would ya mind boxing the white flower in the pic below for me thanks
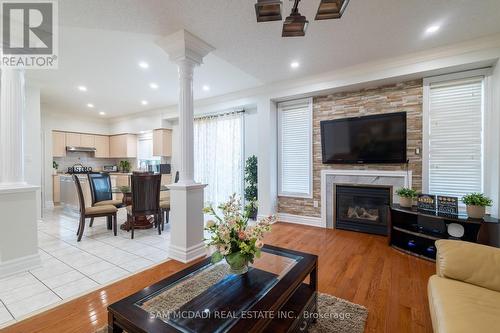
[206,220,216,228]
[255,240,264,248]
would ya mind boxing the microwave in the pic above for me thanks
[103,165,118,172]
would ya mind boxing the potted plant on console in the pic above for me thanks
[119,160,131,173]
[204,194,274,275]
[462,193,492,219]
[396,187,418,208]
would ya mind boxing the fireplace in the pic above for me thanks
[335,185,391,235]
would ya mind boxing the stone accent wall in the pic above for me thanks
[278,80,423,217]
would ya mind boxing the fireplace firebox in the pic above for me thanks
[335,185,391,235]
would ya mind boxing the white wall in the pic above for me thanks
[492,60,500,219]
[41,109,111,208]
[25,86,42,219]
[244,107,258,160]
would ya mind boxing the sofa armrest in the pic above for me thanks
[436,239,500,292]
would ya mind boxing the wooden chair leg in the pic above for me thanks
[89,217,94,227]
[77,216,85,242]
[107,216,112,230]
[131,217,135,239]
[157,214,162,235]
[113,214,117,236]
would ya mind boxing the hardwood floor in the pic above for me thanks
[1,222,435,333]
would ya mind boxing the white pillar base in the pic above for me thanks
[0,185,41,278]
[168,183,208,263]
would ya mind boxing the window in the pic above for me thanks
[194,112,243,207]
[137,132,160,169]
[278,98,313,198]
[425,76,484,199]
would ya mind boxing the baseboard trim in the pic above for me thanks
[0,253,41,278]
[277,213,325,228]
[169,242,207,264]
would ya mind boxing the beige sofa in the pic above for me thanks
[428,240,500,333]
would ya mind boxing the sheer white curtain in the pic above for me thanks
[194,112,243,207]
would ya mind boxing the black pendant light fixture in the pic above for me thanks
[255,0,350,37]
[282,0,308,37]
[255,0,283,22]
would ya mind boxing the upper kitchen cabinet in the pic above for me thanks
[153,129,172,157]
[65,132,81,147]
[109,134,137,158]
[80,134,95,148]
[94,135,110,158]
[52,131,66,157]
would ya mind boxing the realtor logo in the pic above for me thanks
[1,0,58,68]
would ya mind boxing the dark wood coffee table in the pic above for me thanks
[107,245,318,333]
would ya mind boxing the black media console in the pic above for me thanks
[388,205,499,261]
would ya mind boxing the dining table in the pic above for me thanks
[111,185,170,231]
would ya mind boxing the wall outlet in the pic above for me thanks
[313,200,319,208]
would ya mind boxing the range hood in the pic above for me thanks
[66,146,96,152]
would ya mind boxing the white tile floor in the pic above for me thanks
[0,207,171,326]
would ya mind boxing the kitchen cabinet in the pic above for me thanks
[153,129,172,157]
[52,131,66,157]
[94,135,110,158]
[65,132,81,147]
[53,175,61,204]
[80,134,95,148]
[110,134,137,158]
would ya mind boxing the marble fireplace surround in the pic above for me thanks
[321,169,412,229]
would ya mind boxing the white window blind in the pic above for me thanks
[428,77,484,199]
[278,98,312,198]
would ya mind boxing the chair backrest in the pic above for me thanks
[72,175,86,215]
[88,173,112,205]
[130,173,161,216]
[174,171,179,183]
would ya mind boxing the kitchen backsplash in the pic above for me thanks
[53,152,134,172]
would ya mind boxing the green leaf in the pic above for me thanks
[211,252,223,264]
[225,252,246,267]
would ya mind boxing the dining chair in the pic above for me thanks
[88,172,123,228]
[159,171,178,230]
[127,173,162,239]
[73,175,118,242]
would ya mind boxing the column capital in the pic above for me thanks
[157,29,215,65]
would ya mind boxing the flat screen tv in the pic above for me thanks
[320,112,407,164]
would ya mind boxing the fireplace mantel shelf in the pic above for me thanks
[321,169,412,229]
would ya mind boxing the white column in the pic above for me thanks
[157,30,214,263]
[0,68,41,277]
[0,68,25,184]
[177,59,197,185]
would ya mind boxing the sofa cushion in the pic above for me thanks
[436,240,500,292]
[428,275,500,333]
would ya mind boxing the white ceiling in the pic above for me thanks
[28,0,500,118]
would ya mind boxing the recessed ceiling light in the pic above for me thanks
[99,111,106,116]
[202,85,210,91]
[425,25,440,34]
[290,61,300,69]
[87,103,94,108]
[77,85,87,92]
[141,100,149,105]
[149,83,159,90]
[138,61,149,69]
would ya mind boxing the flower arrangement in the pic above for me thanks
[204,194,274,274]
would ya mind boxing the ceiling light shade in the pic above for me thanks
[315,0,350,20]
[255,0,282,22]
[282,12,308,37]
